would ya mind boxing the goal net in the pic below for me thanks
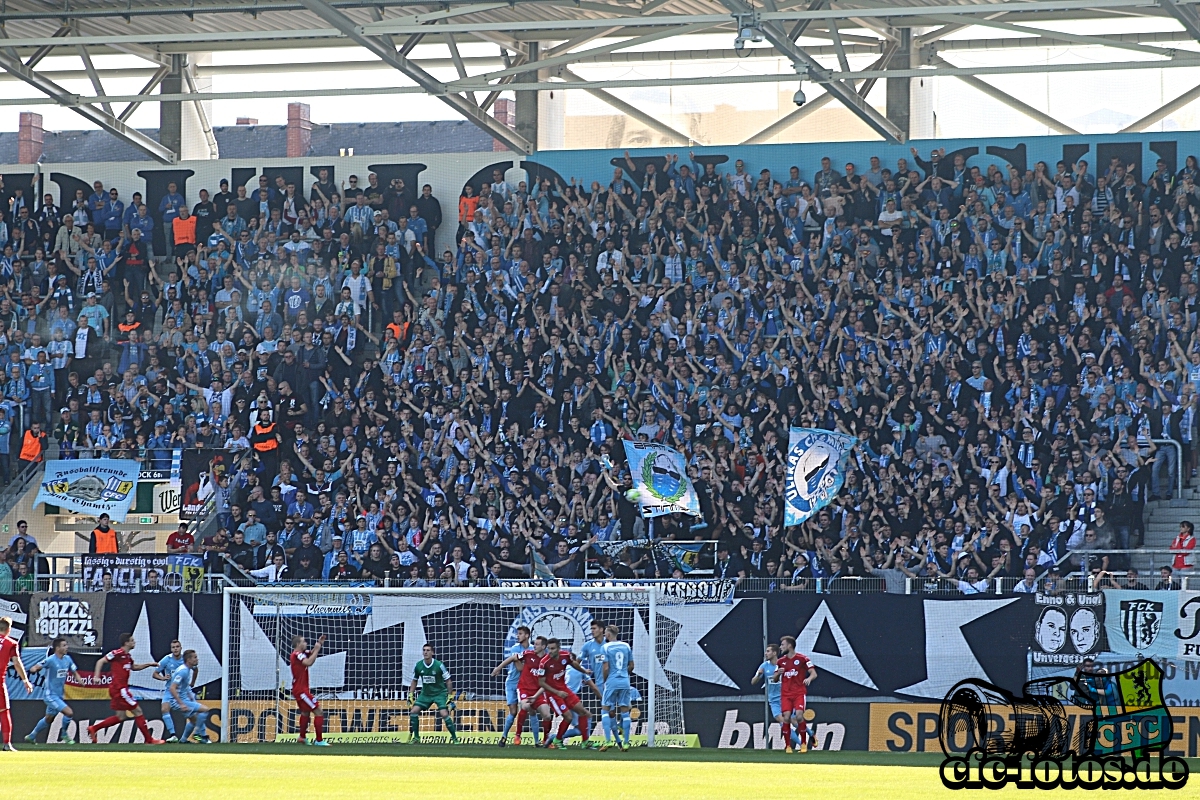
[220,585,691,746]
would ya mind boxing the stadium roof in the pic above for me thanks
[1,0,1199,159]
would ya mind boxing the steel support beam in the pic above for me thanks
[741,45,894,144]
[828,19,851,72]
[1121,81,1200,130]
[558,66,691,144]
[457,21,718,86]
[183,67,220,158]
[926,13,1177,57]
[444,30,475,105]
[718,0,905,142]
[117,64,171,122]
[1159,0,1200,42]
[295,0,533,153]
[787,0,827,42]
[929,55,1079,134]
[76,45,115,117]
[0,45,176,163]
[542,27,624,58]
[24,25,71,69]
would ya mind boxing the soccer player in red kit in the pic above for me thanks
[493,631,552,745]
[538,637,592,750]
[291,634,329,746]
[0,616,33,751]
[87,632,164,745]
[774,635,817,753]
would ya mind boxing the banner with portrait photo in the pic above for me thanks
[180,449,232,519]
[784,428,855,527]
[1030,592,1106,666]
[622,441,700,518]
[34,459,139,522]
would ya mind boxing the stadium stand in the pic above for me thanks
[0,138,1196,598]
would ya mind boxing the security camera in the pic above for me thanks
[793,86,807,107]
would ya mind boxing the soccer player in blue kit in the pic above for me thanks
[153,639,186,742]
[579,620,613,747]
[601,624,634,751]
[491,624,531,746]
[751,643,796,748]
[25,637,82,744]
[168,650,210,744]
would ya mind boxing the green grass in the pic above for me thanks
[4,744,954,799]
[10,745,1197,798]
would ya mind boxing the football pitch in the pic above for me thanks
[6,744,958,798]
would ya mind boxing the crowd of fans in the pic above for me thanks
[2,143,1196,591]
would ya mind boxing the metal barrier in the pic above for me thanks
[1152,437,1186,502]
[735,575,887,595]
[31,552,234,593]
[1067,547,1196,571]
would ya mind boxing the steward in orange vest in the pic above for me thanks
[89,513,118,554]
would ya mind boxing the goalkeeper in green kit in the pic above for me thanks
[408,643,458,743]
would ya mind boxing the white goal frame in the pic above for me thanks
[221,585,662,745]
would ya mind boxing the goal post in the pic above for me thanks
[220,585,688,746]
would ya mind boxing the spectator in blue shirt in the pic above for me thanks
[158,181,185,250]
[25,351,54,427]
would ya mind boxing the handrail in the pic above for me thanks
[1152,437,1185,501]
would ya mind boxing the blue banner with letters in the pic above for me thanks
[784,428,855,527]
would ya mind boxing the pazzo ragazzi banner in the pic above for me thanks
[34,459,139,521]
[784,428,855,527]
[28,593,105,649]
[1030,592,1106,666]
[1103,590,1200,661]
[622,441,700,518]
[81,554,204,593]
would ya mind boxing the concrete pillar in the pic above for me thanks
[514,42,539,152]
[886,29,911,139]
[159,54,184,160]
[17,112,43,164]
[287,102,312,157]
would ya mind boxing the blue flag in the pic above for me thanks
[657,541,706,574]
[35,459,140,522]
[622,441,701,518]
[784,428,855,526]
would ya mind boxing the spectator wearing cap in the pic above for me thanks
[291,549,322,581]
[76,292,108,338]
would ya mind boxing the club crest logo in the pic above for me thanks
[505,606,593,655]
[1120,599,1163,650]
